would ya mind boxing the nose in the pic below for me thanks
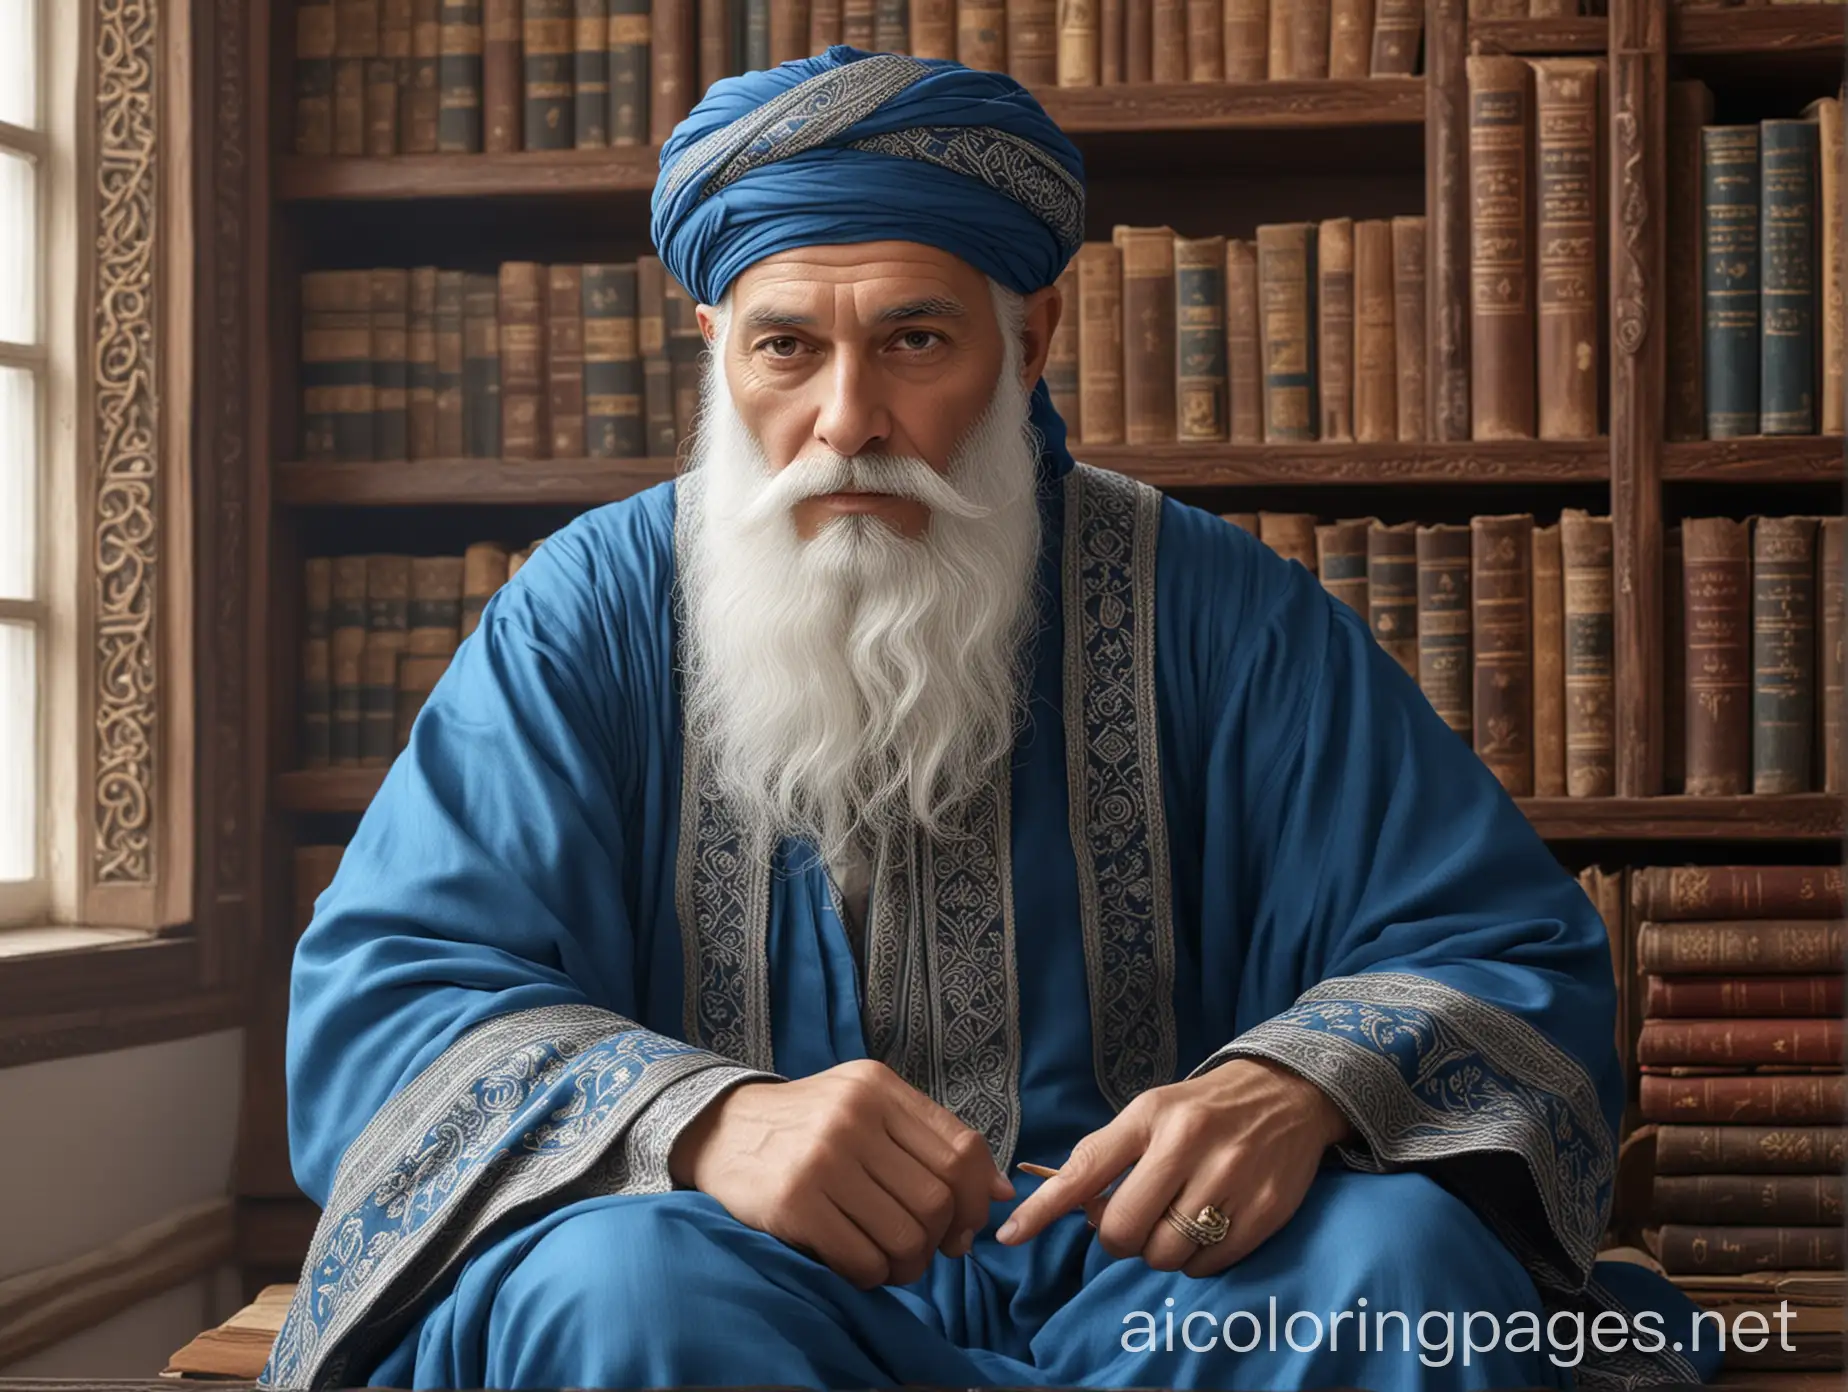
[811,350,892,458]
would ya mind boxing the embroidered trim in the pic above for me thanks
[846,126,1085,254]
[1062,463,1177,1111]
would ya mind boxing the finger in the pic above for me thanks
[879,1075,1014,1202]
[860,1130,962,1254]
[1186,1177,1292,1277]
[1138,1170,1236,1274]
[1091,1134,1194,1263]
[791,1195,893,1291]
[881,1105,1004,1237]
[829,1160,937,1286]
[997,1112,1148,1244]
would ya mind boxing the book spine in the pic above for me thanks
[1683,516,1753,795]
[1181,0,1218,81]
[499,262,547,459]
[360,555,410,768]
[1316,218,1355,443]
[1666,81,1715,441]
[770,0,810,63]
[1150,0,1184,83]
[1653,1174,1844,1226]
[583,263,646,459]
[843,0,875,46]
[1634,864,1846,921]
[638,257,676,456]
[1665,524,1686,788]
[1470,0,1524,15]
[810,0,843,47]
[336,1,381,155]
[408,555,465,655]
[1257,222,1316,442]
[1655,1124,1846,1175]
[1579,866,1627,1068]
[608,0,648,146]
[1009,0,1058,85]
[461,542,511,638]
[434,271,466,457]
[1075,242,1124,445]
[1648,975,1845,1019]
[572,0,608,147]
[1752,515,1818,794]
[699,0,729,85]
[1221,0,1264,81]
[438,0,484,151]
[1258,513,1319,572]
[299,273,338,461]
[744,0,769,70]
[330,556,369,766]
[1702,125,1761,438]
[1368,0,1420,77]
[1637,919,1847,975]
[1124,0,1150,82]
[1116,226,1177,444]
[1354,219,1397,443]
[1761,120,1819,435]
[547,265,586,458]
[296,0,338,155]
[1471,513,1535,794]
[1639,1019,1845,1069]
[1812,97,1844,435]
[462,272,502,459]
[1269,0,1327,79]
[308,271,375,463]
[1046,262,1081,427]
[378,0,413,153]
[370,268,410,463]
[664,278,702,446]
[1641,1074,1848,1127]
[874,0,909,51]
[958,0,1006,70]
[650,0,695,146]
[1533,59,1602,440]
[1391,216,1427,441]
[1367,522,1419,679]
[301,558,334,768]
[1174,235,1227,443]
[401,0,440,153]
[1316,519,1371,618]
[1416,524,1473,738]
[1221,513,1257,534]
[1559,509,1615,796]
[910,0,957,56]
[1655,1224,1843,1276]
[1468,56,1536,440]
[1327,0,1371,80]
[1823,516,1844,792]
[1224,239,1262,444]
[1531,522,1565,796]
[1056,0,1098,84]
[482,0,521,151]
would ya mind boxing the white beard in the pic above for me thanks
[677,293,1043,860]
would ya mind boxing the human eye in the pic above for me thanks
[754,334,806,359]
[892,328,946,353]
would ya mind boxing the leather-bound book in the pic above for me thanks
[1655,1225,1842,1277]
[1047,262,1081,428]
[1654,1174,1844,1227]
[1316,519,1372,617]
[1368,0,1419,76]
[1256,222,1316,442]
[1056,0,1098,84]
[1752,516,1818,794]
[911,0,956,56]
[1666,81,1714,441]
[1368,521,1419,679]
[1702,125,1761,438]
[434,270,467,457]
[438,0,484,151]
[1259,513,1319,573]
[1009,0,1058,85]
[1649,974,1846,1020]
[1124,0,1150,83]
[300,271,372,463]
[296,0,338,155]
[1391,215,1426,441]
[1316,218,1355,443]
[1531,522,1566,796]
[499,262,547,460]
[1416,523,1472,738]
[330,556,369,767]
[301,558,333,768]
[370,268,410,464]
[1471,513,1535,795]
[1267,0,1327,79]
[638,257,676,457]
[1075,241,1123,445]
[1806,96,1843,435]
[843,0,875,46]
[650,0,696,145]
[1533,59,1601,440]
[584,262,646,459]
[1221,513,1257,534]
[1468,56,1535,439]
[745,0,770,72]
[1577,866,1626,1065]
[375,0,412,153]
[1655,1124,1846,1174]
[408,556,465,657]
[482,0,520,151]
[1354,219,1396,443]
[572,0,608,147]
[360,555,411,768]
[1174,235,1227,442]
[1560,509,1615,796]
[1761,119,1819,436]
[1822,517,1844,792]
[462,272,502,460]
[699,0,730,85]
[1634,864,1845,921]
[1225,239,1262,444]
[664,278,704,448]
[1683,517,1752,796]
[461,542,511,638]
[1150,0,1185,83]
[335,1,379,155]
[1327,0,1371,79]
[1222,0,1264,81]
[395,653,450,749]
[547,265,586,458]
[958,0,1006,69]
[608,0,648,145]
[1641,1074,1847,1127]
[1664,525,1685,789]
[1114,225,1177,444]
[1637,919,1847,975]
[1639,1019,1845,1070]
[771,0,811,63]
[873,0,909,53]
[1183,0,1220,81]
[404,0,441,152]
[810,0,844,49]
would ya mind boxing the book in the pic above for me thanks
[874,0,909,52]
[1316,218,1355,443]
[609,0,649,145]
[584,263,644,459]
[1416,524,1473,739]
[1702,125,1761,438]
[462,272,502,459]
[1056,0,1098,85]
[547,265,586,458]
[1654,1174,1844,1226]
[1148,0,1184,84]
[1655,1124,1845,1175]
[770,0,807,63]
[1114,225,1177,444]
[572,0,608,148]
[1807,96,1844,436]
[1174,235,1227,442]
[361,555,412,767]
[1823,517,1844,793]
[1666,82,1715,441]
[336,1,380,156]
[1182,0,1219,81]
[301,558,333,768]
[811,0,843,49]
[1076,242,1124,445]
[650,0,694,145]
[329,555,365,765]
[959,0,1006,68]
[638,257,675,457]
[482,0,520,151]
[1327,0,1372,80]
[438,0,484,152]
[1471,513,1535,795]
[1225,239,1262,444]
[1011,0,1059,85]
[461,542,511,637]
[1046,261,1081,428]
[911,0,956,56]
[373,0,411,154]
[1682,517,1752,796]
[301,271,374,463]
[434,270,467,457]
[1258,513,1318,572]
[1268,0,1328,79]
[1665,525,1685,789]
[1353,219,1396,443]
[1531,522,1565,796]
[1391,216,1426,442]
[408,555,465,658]
[405,0,441,153]
[1256,222,1316,442]
[1533,59,1602,440]
[1369,0,1420,76]
[1316,519,1371,618]
[408,267,438,459]
[1751,515,1818,794]
[1559,509,1615,797]
[370,268,410,463]
[521,0,573,150]
[1125,0,1150,82]
[1654,1225,1842,1276]
[1639,1019,1845,1069]
[1222,0,1265,81]
[1468,56,1535,440]
[843,0,875,48]
[1647,976,1846,1018]
[1221,513,1258,534]
[296,0,338,155]
[499,262,547,459]
[664,278,703,447]
[1636,920,1847,975]
[1760,119,1819,436]
[1640,1073,1847,1126]
[1367,522,1419,680]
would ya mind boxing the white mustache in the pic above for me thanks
[735,451,992,530]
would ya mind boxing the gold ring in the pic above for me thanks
[1162,1202,1231,1247]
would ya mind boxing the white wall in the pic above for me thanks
[0,1029,246,1375]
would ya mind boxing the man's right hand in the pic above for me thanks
[667,1059,1014,1289]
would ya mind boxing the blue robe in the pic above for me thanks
[262,464,1718,1392]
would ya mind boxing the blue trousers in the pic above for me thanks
[363,1167,1571,1390]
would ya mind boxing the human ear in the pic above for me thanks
[1017,284,1061,389]
[695,303,719,345]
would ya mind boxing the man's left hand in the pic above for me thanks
[995,1057,1354,1277]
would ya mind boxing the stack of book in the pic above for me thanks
[300,260,698,464]
[1230,509,1616,797]
[1633,864,1845,1370]
[1671,515,1844,797]
[1059,219,1428,445]
[300,539,544,768]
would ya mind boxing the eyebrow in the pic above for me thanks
[741,306,816,328]
[876,297,966,322]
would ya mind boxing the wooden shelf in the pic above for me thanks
[1467,17,1608,54]
[1672,4,1845,55]
[277,146,662,201]
[276,457,677,506]
[1662,436,1844,483]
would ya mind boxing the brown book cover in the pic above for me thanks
[499,262,547,459]
[1150,0,1185,82]
[1369,0,1420,76]
[1468,0,1523,16]
[1559,509,1615,796]
[1174,235,1227,442]
[461,542,511,638]
[376,0,413,153]
[1654,1225,1843,1276]
[1468,55,1536,440]
[438,0,484,152]
[873,0,907,51]
[771,0,811,63]
[809,0,843,48]
[664,278,703,447]
[300,271,371,463]
[296,0,338,155]
[910,0,957,56]
[1634,864,1846,921]
[1665,524,1685,789]
[1417,524,1472,738]
[1076,241,1124,445]
[301,558,334,768]
[1257,222,1316,443]
[1640,1073,1848,1126]
[844,0,876,46]
[1316,218,1355,443]
[1316,519,1372,618]
[1531,522,1566,796]
[1752,516,1819,795]
[1579,866,1628,1071]
[370,268,410,463]
[1182,0,1219,81]
[434,270,466,457]
[1010,0,1059,84]
[407,267,438,459]
[609,0,649,145]
[404,0,441,153]
[1222,0,1264,81]
[1124,0,1150,82]
[336,1,381,156]
[583,262,644,459]
[1354,219,1397,443]
[700,0,731,86]
[650,0,695,145]
[483,0,520,151]
[1666,81,1715,441]
[462,272,502,459]
[1327,0,1372,80]
[1533,59,1602,440]
[1683,517,1752,796]
[1807,96,1843,436]
[959,0,1007,69]
[1388,217,1426,443]
[1639,1019,1845,1069]
[1047,261,1081,428]
[1268,0,1328,79]
[1472,513,1535,795]
[1656,1124,1846,1175]
[408,555,465,657]
[523,0,574,150]
[1820,516,1843,792]
[360,555,412,768]
[1368,522,1419,679]
[1225,238,1262,444]
[1647,976,1846,1019]
[1259,513,1318,572]
[1653,1174,1844,1226]
[1056,0,1098,84]
[330,555,365,768]
[1636,920,1848,976]
[1222,513,1258,534]
[638,256,675,457]
[547,265,586,458]
[1114,225,1177,444]
[572,0,608,148]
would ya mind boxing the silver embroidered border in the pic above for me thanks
[847,126,1085,254]
[1062,463,1177,1111]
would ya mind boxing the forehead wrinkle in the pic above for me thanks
[876,297,967,322]
[740,305,817,329]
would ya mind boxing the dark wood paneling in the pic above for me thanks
[1467,16,1607,54]
[1661,437,1846,483]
